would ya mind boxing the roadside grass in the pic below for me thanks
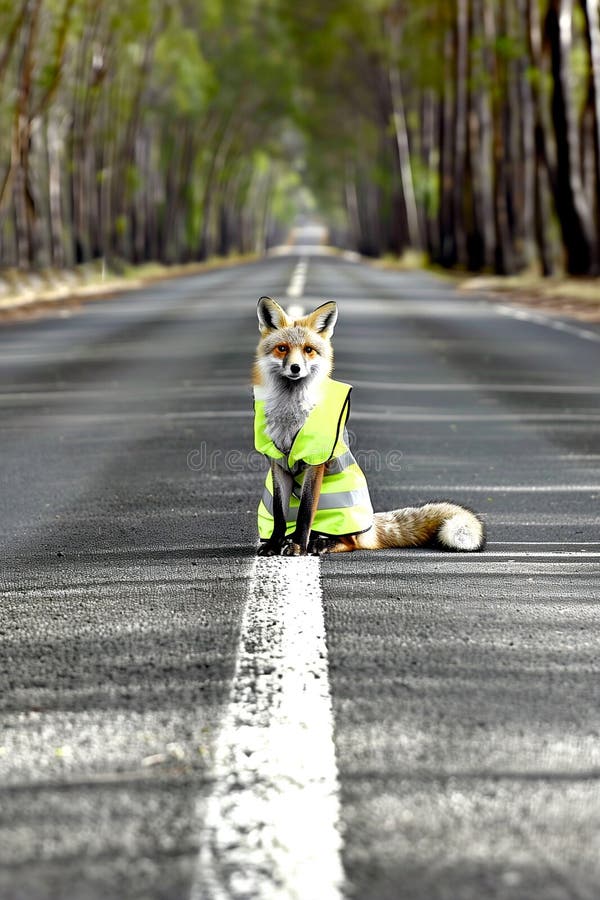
[0,254,259,320]
[373,249,430,271]
[459,272,600,321]
[4,250,600,324]
[371,253,600,322]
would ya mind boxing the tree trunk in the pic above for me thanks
[68,2,104,264]
[471,0,496,269]
[344,163,361,251]
[485,0,513,273]
[0,1,30,212]
[453,0,469,266]
[580,0,600,258]
[546,0,597,273]
[439,27,456,265]
[535,146,557,275]
[516,0,537,267]
[421,89,440,259]
[45,114,65,268]
[0,1,29,87]
[527,0,557,272]
[12,0,42,268]
[387,26,421,250]
[198,120,235,260]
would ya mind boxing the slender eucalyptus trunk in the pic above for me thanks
[45,114,65,268]
[546,0,597,273]
[344,162,361,251]
[388,56,421,249]
[421,89,440,259]
[453,0,469,266]
[13,0,42,268]
[439,27,456,265]
[471,0,496,269]
[485,0,513,273]
[580,0,600,255]
[198,120,235,260]
[527,0,558,272]
[517,0,537,267]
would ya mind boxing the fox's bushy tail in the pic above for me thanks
[353,502,485,552]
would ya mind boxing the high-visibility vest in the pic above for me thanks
[254,378,374,539]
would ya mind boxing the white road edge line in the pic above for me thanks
[191,557,345,900]
[495,303,600,343]
[488,541,600,546]
[462,550,600,559]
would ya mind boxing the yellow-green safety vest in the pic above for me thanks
[254,378,374,539]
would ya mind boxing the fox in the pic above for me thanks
[253,295,485,557]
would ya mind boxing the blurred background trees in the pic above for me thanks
[1,0,599,276]
[0,0,299,269]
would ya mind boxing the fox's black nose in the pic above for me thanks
[290,364,301,374]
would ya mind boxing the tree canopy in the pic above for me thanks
[1,0,599,275]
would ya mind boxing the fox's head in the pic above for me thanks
[254,296,338,388]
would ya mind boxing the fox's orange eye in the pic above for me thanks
[276,344,288,353]
[304,346,315,355]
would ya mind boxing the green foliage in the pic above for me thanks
[269,168,304,225]
[125,164,141,194]
[108,0,154,43]
[411,155,439,218]
[115,214,128,236]
[494,35,525,63]
[154,20,214,115]
[0,0,599,272]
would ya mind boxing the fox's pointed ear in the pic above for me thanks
[305,301,338,338]
[257,296,290,334]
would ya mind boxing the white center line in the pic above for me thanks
[286,257,309,299]
[192,557,345,900]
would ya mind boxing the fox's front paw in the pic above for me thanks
[281,538,306,557]
[257,539,284,557]
[308,535,336,556]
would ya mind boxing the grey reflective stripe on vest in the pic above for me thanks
[274,456,306,476]
[261,486,371,518]
[325,449,354,475]
[275,447,354,477]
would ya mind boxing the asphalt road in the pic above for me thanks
[1,253,599,900]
